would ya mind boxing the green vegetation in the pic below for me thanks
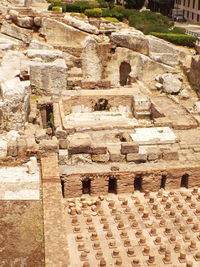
[105,17,119,23]
[47,0,195,47]
[125,0,145,10]
[85,8,102,17]
[150,32,197,48]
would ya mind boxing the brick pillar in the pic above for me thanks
[41,153,69,267]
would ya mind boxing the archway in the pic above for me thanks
[108,177,117,194]
[119,62,131,86]
[134,174,143,191]
[82,179,91,194]
[181,174,189,188]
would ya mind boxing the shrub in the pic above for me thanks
[84,8,103,17]
[102,9,124,21]
[150,32,197,47]
[112,6,138,20]
[129,11,172,34]
[98,0,109,8]
[65,1,91,13]
[105,16,119,22]
[171,27,186,34]
[52,6,62,11]
[89,1,100,8]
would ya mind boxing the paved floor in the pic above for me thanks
[65,189,200,266]
[0,166,40,200]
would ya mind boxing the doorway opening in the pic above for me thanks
[108,177,117,193]
[181,174,189,188]
[134,174,143,191]
[160,175,167,189]
[82,179,91,194]
[46,104,53,128]
[119,62,131,86]
[94,98,109,111]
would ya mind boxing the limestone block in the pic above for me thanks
[59,150,69,165]
[26,157,37,174]
[150,53,179,66]
[34,17,42,27]
[7,140,18,157]
[189,55,200,90]
[59,139,68,149]
[162,150,179,160]
[1,21,32,42]
[30,59,67,95]
[121,142,139,154]
[0,139,7,158]
[16,16,34,29]
[39,139,59,153]
[35,128,48,143]
[55,129,67,139]
[159,73,182,94]
[17,137,27,154]
[64,14,99,34]
[26,137,38,151]
[26,49,63,61]
[147,147,162,161]
[68,133,92,154]
[81,37,102,83]
[29,40,53,50]
[127,153,147,162]
[91,152,109,162]
[111,30,149,55]
[108,143,125,162]
[91,144,107,155]
[39,18,89,47]
[71,154,92,165]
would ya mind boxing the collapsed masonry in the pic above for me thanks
[1,6,200,198]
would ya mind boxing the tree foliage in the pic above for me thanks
[125,0,145,10]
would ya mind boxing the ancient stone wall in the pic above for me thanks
[62,166,200,198]
[62,95,133,114]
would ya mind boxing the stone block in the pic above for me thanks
[127,153,147,162]
[55,129,67,139]
[68,133,92,154]
[59,150,69,165]
[26,138,38,151]
[39,139,59,153]
[91,152,109,163]
[121,142,139,154]
[0,139,7,158]
[7,140,18,157]
[35,128,48,143]
[162,150,179,160]
[1,21,32,42]
[147,147,162,161]
[17,137,27,154]
[71,154,92,165]
[91,144,107,155]
[59,139,68,149]
[108,144,125,162]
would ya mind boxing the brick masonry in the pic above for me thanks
[62,165,200,198]
[41,153,69,267]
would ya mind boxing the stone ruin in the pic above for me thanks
[1,1,200,266]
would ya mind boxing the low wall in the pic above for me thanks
[62,165,200,198]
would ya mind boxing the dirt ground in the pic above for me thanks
[0,200,44,267]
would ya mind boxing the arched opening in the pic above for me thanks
[160,175,167,189]
[94,98,109,111]
[108,177,117,194]
[181,174,189,188]
[134,174,143,191]
[119,62,131,86]
[82,179,91,194]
